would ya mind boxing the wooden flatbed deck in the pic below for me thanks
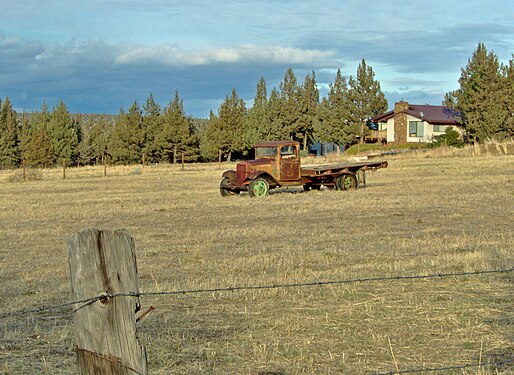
[301,160,388,176]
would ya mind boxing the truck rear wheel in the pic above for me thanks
[336,173,357,191]
[248,178,269,197]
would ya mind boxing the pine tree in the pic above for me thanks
[347,59,388,143]
[19,115,32,163]
[217,88,247,161]
[278,67,301,141]
[313,69,356,148]
[109,102,145,164]
[244,76,268,147]
[22,103,54,167]
[446,43,511,142]
[265,88,287,140]
[47,101,81,164]
[506,56,514,138]
[298,71,319,149]
[142,93,162,163]
[200,110,223,161]
[78,115,112,164]
[158,91,192,163]
[24,123,53,167]
[0,97,21,168]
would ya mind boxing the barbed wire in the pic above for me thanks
[370,358,513,375]
[0,267,512,319]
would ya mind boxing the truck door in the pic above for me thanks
[280,145,300,181]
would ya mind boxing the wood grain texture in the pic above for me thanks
[68,229,147,375]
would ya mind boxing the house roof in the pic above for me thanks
[372,104,461,125]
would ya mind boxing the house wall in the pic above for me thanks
[407,117,463,143]
[381,101,464,144]
[384,117,463,144]
[386,118,395,142]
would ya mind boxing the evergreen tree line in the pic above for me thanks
[445,43,514,142]
[1,45,512,169]
[202,59,388,161]
[0,59,387,168]
[0,92,197,168]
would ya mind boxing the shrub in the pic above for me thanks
[431,128,465,148]
[7,169,43,182]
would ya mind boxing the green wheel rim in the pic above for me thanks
[336,174,356,190]
[252,180,268,197]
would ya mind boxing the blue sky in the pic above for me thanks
[1,0,513,118]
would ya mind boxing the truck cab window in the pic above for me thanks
[280,145,296,158]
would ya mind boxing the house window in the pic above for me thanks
[433,125,446,132]
[409,121,424,137]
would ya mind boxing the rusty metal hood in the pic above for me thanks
[236,159,273,183]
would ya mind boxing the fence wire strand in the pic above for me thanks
[1,267,512,374]
[370,358,513,375]
[1,267,512,319]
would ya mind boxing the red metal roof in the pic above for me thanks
[372,104,461,125]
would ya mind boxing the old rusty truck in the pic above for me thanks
[220,140,388,197]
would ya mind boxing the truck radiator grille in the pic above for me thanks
[236,164,248,184]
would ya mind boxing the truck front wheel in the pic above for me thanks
[248,178,269,197]
[220,177,238,197]
[336,173,357,191]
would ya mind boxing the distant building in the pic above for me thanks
[372,101,463,144]
[309,141,344,156]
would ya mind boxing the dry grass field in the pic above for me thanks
[0,145,513,374]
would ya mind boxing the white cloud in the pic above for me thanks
[114,44,338,67]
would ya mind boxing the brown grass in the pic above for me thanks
[0,146,513,374]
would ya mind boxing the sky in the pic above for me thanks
[0,0,513,118]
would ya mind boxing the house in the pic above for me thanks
[372,101,463,144]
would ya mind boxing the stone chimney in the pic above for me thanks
[394,101,409,144]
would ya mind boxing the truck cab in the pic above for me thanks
[252,141,300,181]
[220,140,301,197]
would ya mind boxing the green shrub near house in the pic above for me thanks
[430,128,465,148]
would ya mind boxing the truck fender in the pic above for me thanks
[222,170,237,182]
[246,171,280,188]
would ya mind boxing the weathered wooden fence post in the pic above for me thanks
[68,229,148,375]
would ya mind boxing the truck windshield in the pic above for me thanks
[255,147,277,158]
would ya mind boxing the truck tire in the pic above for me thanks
[248,178,269,197]
[220,177,238,197]
[336,173,357,191]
